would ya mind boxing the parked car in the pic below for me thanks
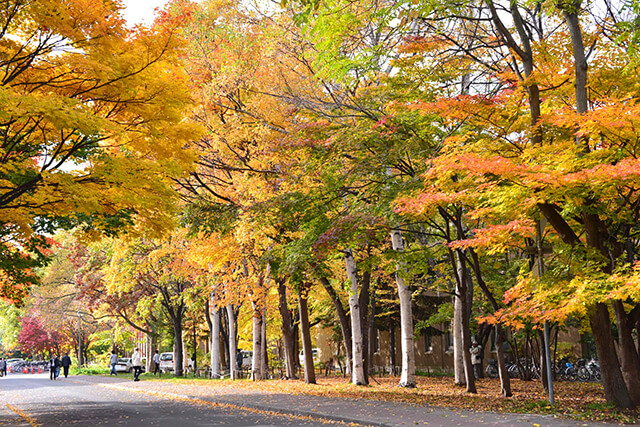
[115,358,132,373]
[6,358,25,372]
[159,352,174,373]
[298,348,319,361]
[240,350,252,368]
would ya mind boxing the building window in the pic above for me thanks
[424,334,432,353]
[445,330,454,351]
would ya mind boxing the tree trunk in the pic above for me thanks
[453,294,465,385]
[456,250,476,393]
[299,287,316,384]
[220,309,229,371]
[345,248,366,385]
[389,321,397,372]
[293,311,300,374]
[317,274,352,372]
[277,278,298,379]
[251,300,266,380]
[538,329,549,391]
[205,298,212,349]
[211,307,221,379]
[613,300,640,405]
[391,229,416,387]
[173,318,184,377]
[495,324,512,397]
[590,303,634,408]
[226,304,237,380]
[368,290,376,376]
[633,307,640,358]
[262,307,268,377]
[359,270,371,384]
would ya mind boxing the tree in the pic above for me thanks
[104,231,205,377]
[0,0,201,300]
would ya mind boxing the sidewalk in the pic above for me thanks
[73,375,619,427]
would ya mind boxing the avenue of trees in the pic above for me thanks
[1,0,640,410]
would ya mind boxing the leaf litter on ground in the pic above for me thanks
[144,375,639,424]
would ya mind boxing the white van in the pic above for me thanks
[158,352,174,373]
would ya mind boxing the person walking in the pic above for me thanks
[61,353,72,378]
[54,355,61,379]
[131,348,142,382]
[0,358,5,377]
[470,341,483,378]
[109,351,118,376]
[152,350,160,376]
[49,357,56,380]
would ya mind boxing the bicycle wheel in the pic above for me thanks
[486,364,498,379]
[577,367,590,382]
[566,367,578,382]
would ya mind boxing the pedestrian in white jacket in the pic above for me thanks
[131,348,142,382]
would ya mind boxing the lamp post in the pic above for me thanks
[536,219,554,405]
[77,311,84,367]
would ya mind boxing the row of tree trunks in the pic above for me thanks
[467,249,512,396]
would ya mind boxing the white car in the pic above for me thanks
[159,352,174,373]
[298,348,319,361]
[115,358,132,373]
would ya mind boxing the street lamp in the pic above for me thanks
[77,311,84,367]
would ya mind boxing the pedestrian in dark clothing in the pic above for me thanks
[53,356,61,379]
[61,353,72,378]
[0,358,5,377]
[49,357,56,380]
[152,350,160,376]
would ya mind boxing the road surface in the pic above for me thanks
[0,373,331,426]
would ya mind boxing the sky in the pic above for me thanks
[121,0,170,26]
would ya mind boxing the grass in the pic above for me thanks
[70,366,110,375]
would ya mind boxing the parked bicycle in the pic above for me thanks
[554,358,578,382]
[576,359,601,382]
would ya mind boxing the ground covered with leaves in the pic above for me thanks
[148,375,638,424]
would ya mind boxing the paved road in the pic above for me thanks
[0,373,331,426]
